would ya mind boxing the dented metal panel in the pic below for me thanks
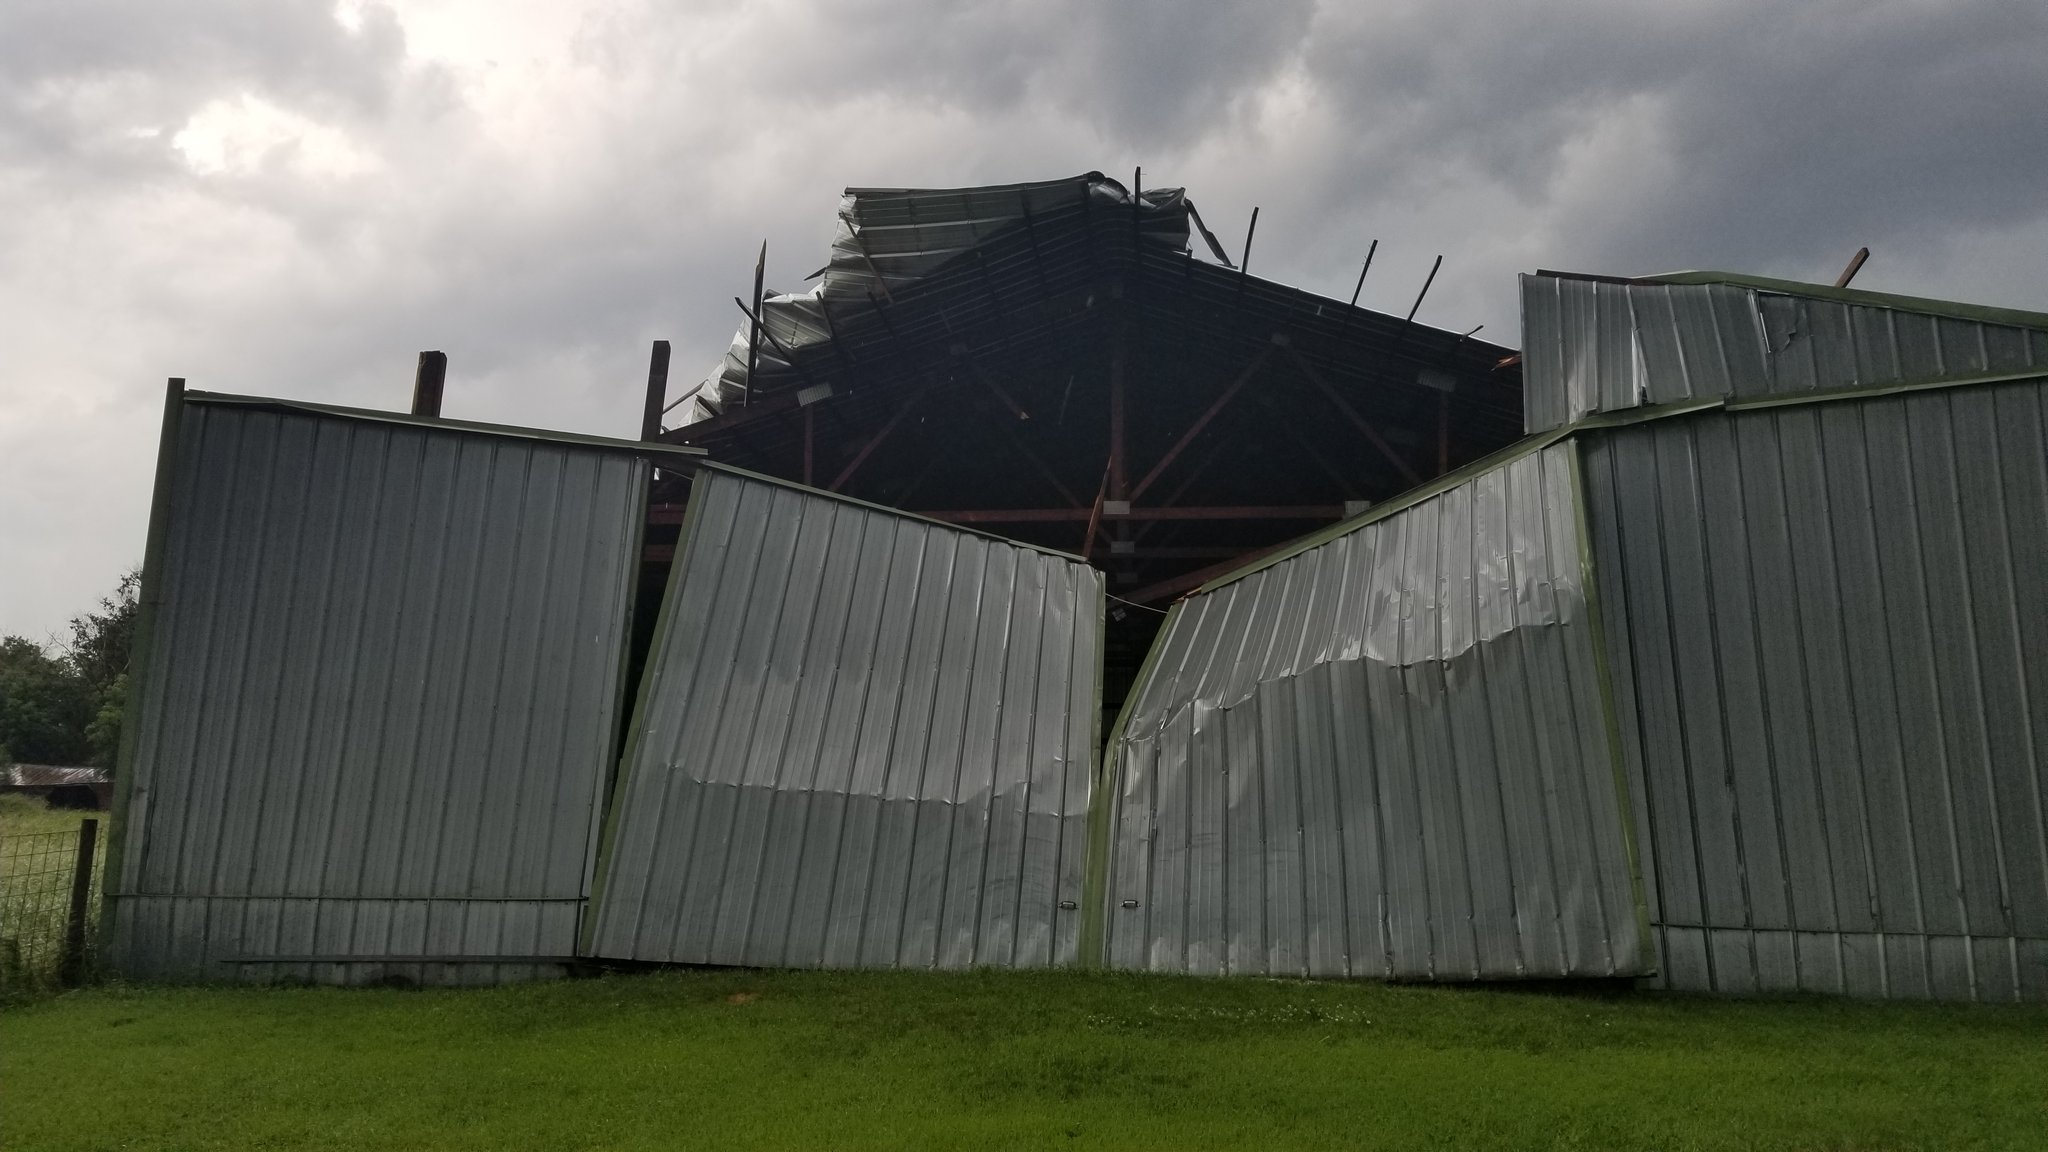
[587,467,1104,970]
[1579,378,2048,1001]
[1521,272,2048,432]
[105,398,648,984]
[1104,443,1646,980]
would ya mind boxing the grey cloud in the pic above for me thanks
[1295,0,2048,278]
[3,0,2045,639]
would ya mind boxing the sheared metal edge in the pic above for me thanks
[104,380,189,944]
[1565,436,1657,967]
[184,390,706,462]
[695,460,1087,563]
[1648,271,2048,332]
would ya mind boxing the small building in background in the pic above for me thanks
[1,765,111,810]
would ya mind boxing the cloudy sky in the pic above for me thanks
[4,0,2045,640]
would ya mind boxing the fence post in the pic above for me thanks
[63,818,99,986]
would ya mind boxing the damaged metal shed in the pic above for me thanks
[105,388,1103,983]
[102,174,2048,1002]
[1104,270,2048,1000]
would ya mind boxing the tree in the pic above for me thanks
[0,570,139,768]
[67,571,137,701]
[67,571,138,767]
[0,637,92,765]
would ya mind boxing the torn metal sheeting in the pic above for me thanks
[587,466,1105,970]
[678,173,1194,424]
[1520,271,2048,433]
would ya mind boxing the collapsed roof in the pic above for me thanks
[656,172,1524,605]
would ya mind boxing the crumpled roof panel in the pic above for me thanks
[679,172,1191,424]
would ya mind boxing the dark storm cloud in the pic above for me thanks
[1295,0,2048,273]
[3,0,2045,638]
[749,0,1319,148]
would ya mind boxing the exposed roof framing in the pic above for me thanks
[657,172,1523,606]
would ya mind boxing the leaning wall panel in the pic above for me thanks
[107,399,647,983]
[587,468,1103,970]
[1581,379,2048,1000]
[1106,443,1648,980]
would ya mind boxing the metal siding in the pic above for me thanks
[1107,443,1645,980]
[1584,379,2048,1000]
[1521,274,2046,431]
[105,402,646,984]
[589,468,1103,969]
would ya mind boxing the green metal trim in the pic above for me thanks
[102,380,187,943]
[577,469,709,956]
[1720,368,2048,412]
[182,390,707,461]
[1192,427,1575,597]
[1563,437,1657,972]
[693,459,1089,564]
[1193,370,2041,601]
[1079,598,1181,969]
[1645,270,2048,331]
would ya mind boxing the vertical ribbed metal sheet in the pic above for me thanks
[1103,443,1647,980]
[105,399,649,984]
[1579,378,2048,1001]
[1521,273,2048,431]
[587,467,1104,970]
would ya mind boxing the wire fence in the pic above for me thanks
[1,816,102,995]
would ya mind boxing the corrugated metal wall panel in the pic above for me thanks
[1579,378,2048,1000]
[105,400,646,984]
[1752,296,2046,398]
[1521,274,2048,431]
[587,468,1103,970]
[1105,443,1648,980]
[1521,275,1768,431]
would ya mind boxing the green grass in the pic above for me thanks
[1,795,103,995]
[4,969,2044,1151]
[0,791,93,838]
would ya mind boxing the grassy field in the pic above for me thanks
[0,794,104,994]
[4,967,2045,1151]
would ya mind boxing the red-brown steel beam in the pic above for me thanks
[1281,346,1424,488]
[1122,542,1292,605]
[831,386,926,491]
[967,360,1031,422]
[1128,347,1269,502]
